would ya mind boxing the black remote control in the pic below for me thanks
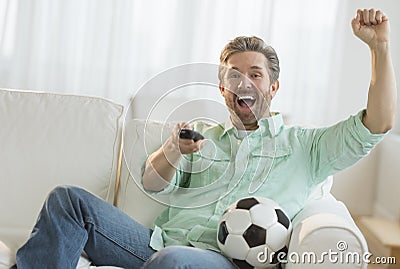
[179,129,204,142]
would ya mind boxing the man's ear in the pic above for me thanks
[219,84,225,95]
[270,80,280,98]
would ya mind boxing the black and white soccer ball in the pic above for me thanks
[217,197,292,269]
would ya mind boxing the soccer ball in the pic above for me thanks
[217,197,292,269]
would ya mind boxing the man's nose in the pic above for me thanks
[238,76,252,89]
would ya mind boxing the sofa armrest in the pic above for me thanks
[285,194,368,269]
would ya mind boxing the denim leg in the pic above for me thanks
[141,246,236,269]
[13,186,156,269]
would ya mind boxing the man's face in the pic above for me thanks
[220,51,279,130]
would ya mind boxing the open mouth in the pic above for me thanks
[237,95,256,108]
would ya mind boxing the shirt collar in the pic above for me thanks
[220,112,284,140]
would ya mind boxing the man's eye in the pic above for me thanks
[228,73,240,79]
[252,74,262,78]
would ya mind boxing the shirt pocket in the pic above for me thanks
[248,146,292,191]
[189,152,232,188]
[250,146,292,159]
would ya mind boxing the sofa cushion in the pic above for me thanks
[117,119,175,227]
[0,240,12,268]
[0,89,123,245]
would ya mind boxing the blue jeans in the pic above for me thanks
[11,186,235,269]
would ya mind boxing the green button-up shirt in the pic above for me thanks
[148,110,384,252]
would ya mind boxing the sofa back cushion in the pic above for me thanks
[117,119,175,227]
[0,89,123,242]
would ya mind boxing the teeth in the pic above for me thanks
[238,96,255,100]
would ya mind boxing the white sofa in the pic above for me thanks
[0,88,369,269]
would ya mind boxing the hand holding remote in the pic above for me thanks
[179,129,204,142]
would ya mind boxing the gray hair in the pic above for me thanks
[219,36,280,83]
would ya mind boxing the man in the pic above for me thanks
[12,8,396,269]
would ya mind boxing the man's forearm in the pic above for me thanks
[363,42,397,134]
[142,138,181,192]
[142,123,202,192]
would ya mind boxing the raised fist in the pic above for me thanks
[351,8,390,48]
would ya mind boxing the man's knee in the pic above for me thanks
[47,185,85,207]
[143,246,234,269]
[144,246,193,268]
[152,246,190,263]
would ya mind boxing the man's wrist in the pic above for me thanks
[163,138,182,164]
[369,41,390,52]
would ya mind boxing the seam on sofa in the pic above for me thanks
[110,107,124,205]
[1,88,123,106]
[113,126,124,206]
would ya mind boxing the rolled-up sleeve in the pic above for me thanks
[352,110,386,149]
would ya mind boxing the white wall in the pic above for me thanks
[333,1,400,131]
[330,1,400,218]
[333,134,400,220]
[331,146,380,216]
[374,135,400,221]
